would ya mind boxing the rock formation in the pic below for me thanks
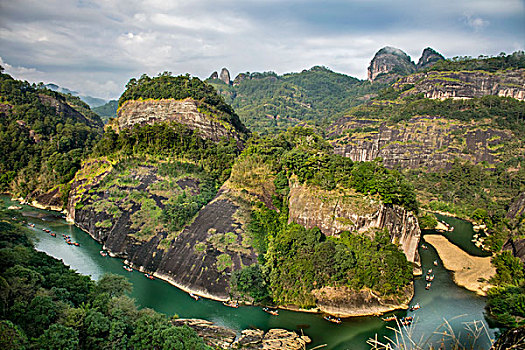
[367,46,416,82]
[330,116,514,170]
[287,182,421,264]
[172,319,311,350]
[394,69,525,101]
[416,47,445,70]
[209,71,219,80]
[220,68,231,85]
[114,98,246,145]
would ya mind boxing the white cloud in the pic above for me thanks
[464,15,490,31]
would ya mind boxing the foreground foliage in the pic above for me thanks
[0,210,210,349]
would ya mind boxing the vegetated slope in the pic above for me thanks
[64,74,253,300]
[226,127,419,314]
[0,68,103,201]
[93,100,118,123]
[0,209,211,350]
[208,66,385,134]
[328,53,525,237]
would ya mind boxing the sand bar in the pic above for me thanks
[424,234,495,296]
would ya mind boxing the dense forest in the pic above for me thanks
[0,67,103,197]
[208,66,385,134]
[0,210,210,349]
[92,100,118,124]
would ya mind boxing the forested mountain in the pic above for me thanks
[92,100,118,123]
[208,66,385,134]
[0,67,103,200]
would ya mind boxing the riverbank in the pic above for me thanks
[424,234,495,296]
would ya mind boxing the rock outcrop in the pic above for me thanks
[209,71,219,80]
[394,69,525,101]
[416,47,445,70]
[311,285,412,316]
[506,192,525,219]
[220,68,231,85]
[330,115,514,170]
[115,98,245,145]
[367,47,416,82]
[287,182,420,264]
[172,319,311,350]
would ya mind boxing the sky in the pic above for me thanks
[0,0,524,100]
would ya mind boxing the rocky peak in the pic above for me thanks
[208,71,218,80]
[417,47,445,70]
[220,68,231,85]
[367,46,416,82]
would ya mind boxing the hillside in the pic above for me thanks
[208,66,384,134]
[328,53,525,253]
[93,100,118,123]
[0,68,103,200]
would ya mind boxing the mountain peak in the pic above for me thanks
[367,46,415,82]
[416,47,445,69]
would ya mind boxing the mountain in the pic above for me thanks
[44,83,108,108]
[329,52,525,255]
[92,99,118,123]
[207,66,384,134]
[0,70,103,200]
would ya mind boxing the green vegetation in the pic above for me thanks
[408,160,525,251]
[209,66,385,134]
[348,95,525,136]
[92,100,118,124]
[94,123,239,183]
[246,205,412,307]
[229,127,415,306]
[0,68,103,197]
[486,251,525,328]
[0,210,210,349]
[426,51,525,73]
[119,72,248,135]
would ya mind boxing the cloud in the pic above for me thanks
[464,15,490,31]
[0,0,523,99]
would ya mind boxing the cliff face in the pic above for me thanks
[367,47,416,82]
[331,116,513,169]
[395,69,525,101]
[68,161,256,300]
[503,192,525,263]
[220,68,231,85]
[287,182,420,264]
[115,98,244,145]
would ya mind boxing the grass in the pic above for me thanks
[368,315,494,350]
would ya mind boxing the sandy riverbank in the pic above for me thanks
[424,234,495,296]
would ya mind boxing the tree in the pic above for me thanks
[36,324,79,350]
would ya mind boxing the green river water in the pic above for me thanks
[1,196,498,349]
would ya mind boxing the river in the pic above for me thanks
[1,196,497,349]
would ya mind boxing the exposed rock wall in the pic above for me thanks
[395,69,525,101]
[116,98,243,145]
[68,163,257,301]
[331,116,513,169]
[287,182,420,264]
